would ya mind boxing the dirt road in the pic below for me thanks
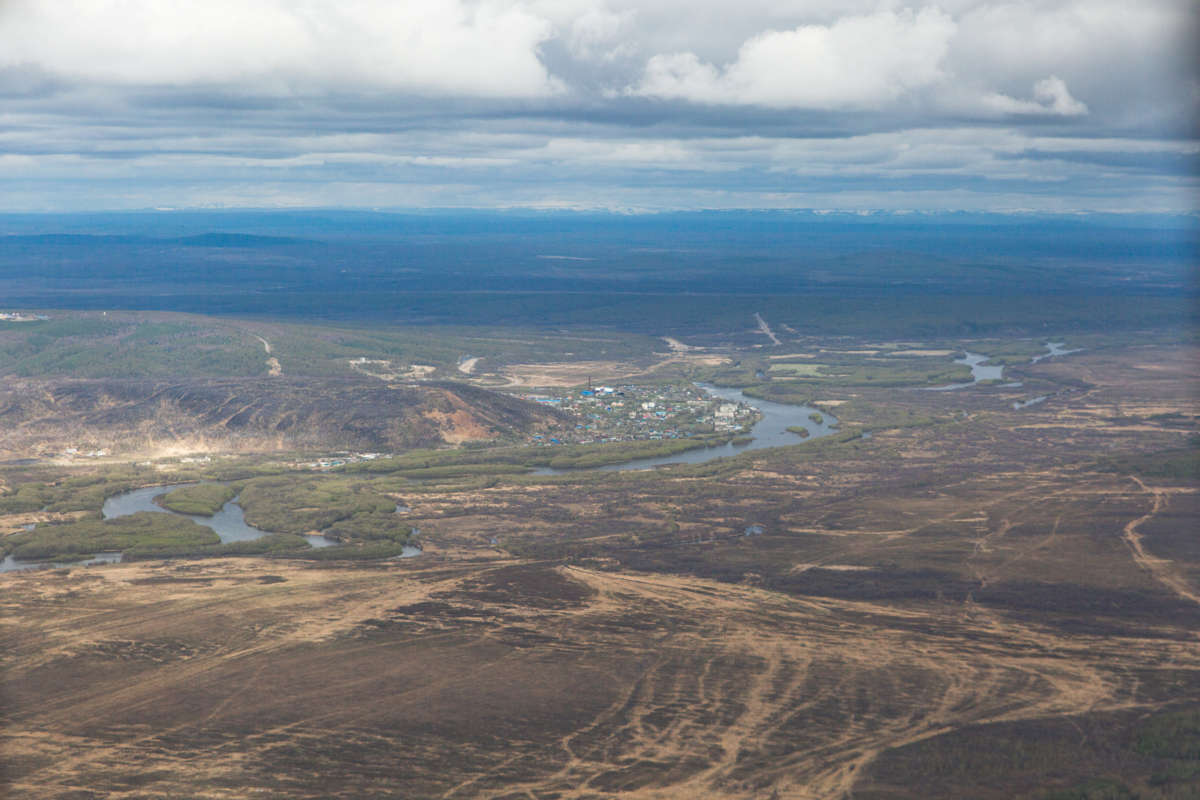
[4,558,1193,799]
[662,337,697,352]
[755,313,781,346]
[1124,477,1199,605]
[253,335,282,375]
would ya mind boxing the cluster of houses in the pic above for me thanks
[578,386,620,397]
[518,383,759,447]
[307,452,395,469]
[62,447,108,458]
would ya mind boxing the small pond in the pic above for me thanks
[1013,396,1049,410]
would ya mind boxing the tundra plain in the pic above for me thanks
[1,329,1198,800]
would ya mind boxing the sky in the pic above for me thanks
[0,0,1196,213]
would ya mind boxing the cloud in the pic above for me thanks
[0,0,1193,212]
[983,77,1088,116]
[565,5,634,61]
[626,6,957,109]
[947,0,1191,123]
[0,0,562,97]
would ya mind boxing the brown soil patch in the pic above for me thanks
[3,557,1195,799]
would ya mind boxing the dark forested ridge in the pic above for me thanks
[1,210,1195,334]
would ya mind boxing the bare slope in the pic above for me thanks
[0,378,569,456]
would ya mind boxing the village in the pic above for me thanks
[511,383,761,447]
[0,312,50,322]
[287,386,760,469]
[286,385,763,469]
[20,381,763,474]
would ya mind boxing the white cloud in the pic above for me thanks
[983,76,1088,116]
[0,0,563,97]
[0,0,1193,211]
[626,6,957,108]
[566,6,634,60]
[946,0,1189,120]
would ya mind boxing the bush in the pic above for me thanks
[324,512,411,543]
[1017,778,1134,800]
[6,512,219,560]
[160,484,235,516]
[1134,710,1200,760]
[0,483,53,513]
[237,476,397,533]
[122,533,311,561]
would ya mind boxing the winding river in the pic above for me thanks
[100,483,341,549]
[3,385,835,571]
[6,343,1084,571]
[8,345,1089,573]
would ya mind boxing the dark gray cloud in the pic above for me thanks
[0,0,1195,211]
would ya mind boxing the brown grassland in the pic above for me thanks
[1,339,1197,799]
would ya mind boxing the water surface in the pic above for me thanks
[104,484,339,548]
[0,483,344,572]
[1031,342,1083,363]
[920,352,1004,391]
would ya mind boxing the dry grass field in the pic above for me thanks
[498,351,731,388]
[2,339,1197,799]
[2,553,1196,799]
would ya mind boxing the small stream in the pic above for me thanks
[1012,396,1049,410]
[1031,342,1082,364]
[919,342,1080,392]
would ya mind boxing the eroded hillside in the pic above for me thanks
[0,378,570,457]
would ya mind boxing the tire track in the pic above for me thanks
[1124,477,1198,605]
